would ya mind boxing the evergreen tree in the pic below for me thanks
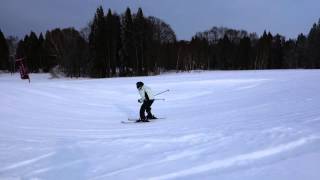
[16,40,25,59]
[27,31,41,72]
[89,6,108,77]
[120,7,135,76]
[6,36,19,73]
[216,35,233,69]
[271,34,284,69]
[255,31,272,69]
[296,34,307,68]
[237,36,252,69]
[111,13,122,76]
[105,9,114,77]
[283,39,296,68]
[0,30,9,70]
[38,33,45,71]
[15,32,42,73]
[307,20,320,68]
[190,36,210,70]
[133,8,148,75]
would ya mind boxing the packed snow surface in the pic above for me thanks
[1,70,320,180]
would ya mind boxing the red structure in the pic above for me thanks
[16,58,30,83]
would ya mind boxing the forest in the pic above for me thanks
[1,6,320,78]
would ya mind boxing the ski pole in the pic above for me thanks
[154,89,170,96]
[154,98,165,101]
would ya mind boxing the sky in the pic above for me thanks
[0,0,319,40]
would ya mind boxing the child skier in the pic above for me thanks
[136,81,157,122]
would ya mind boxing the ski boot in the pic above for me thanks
[147,114,157,120]
[136,117,150,123]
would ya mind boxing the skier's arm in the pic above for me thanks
[138,89,145,102]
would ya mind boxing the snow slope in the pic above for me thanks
[1,70,320,180]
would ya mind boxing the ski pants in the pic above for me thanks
[140,100,154,119]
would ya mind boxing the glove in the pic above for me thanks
[138,99,143,103]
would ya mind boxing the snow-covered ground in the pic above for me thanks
[1,70,320,180]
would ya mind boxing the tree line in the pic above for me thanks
[190,23,320,70]
[0,7,320,77]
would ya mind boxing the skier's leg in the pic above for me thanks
[146,100,156,119]
[139,102,147,120]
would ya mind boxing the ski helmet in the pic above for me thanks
[136,81,144,89]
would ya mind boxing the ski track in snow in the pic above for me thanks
[0,152,56,172]
[1,70,320,180]
[148,136,320,180]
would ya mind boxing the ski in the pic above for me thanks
[121,120,151,124]
[121,121,136,124]
[122,117,165,124]
[127,117,165,121]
